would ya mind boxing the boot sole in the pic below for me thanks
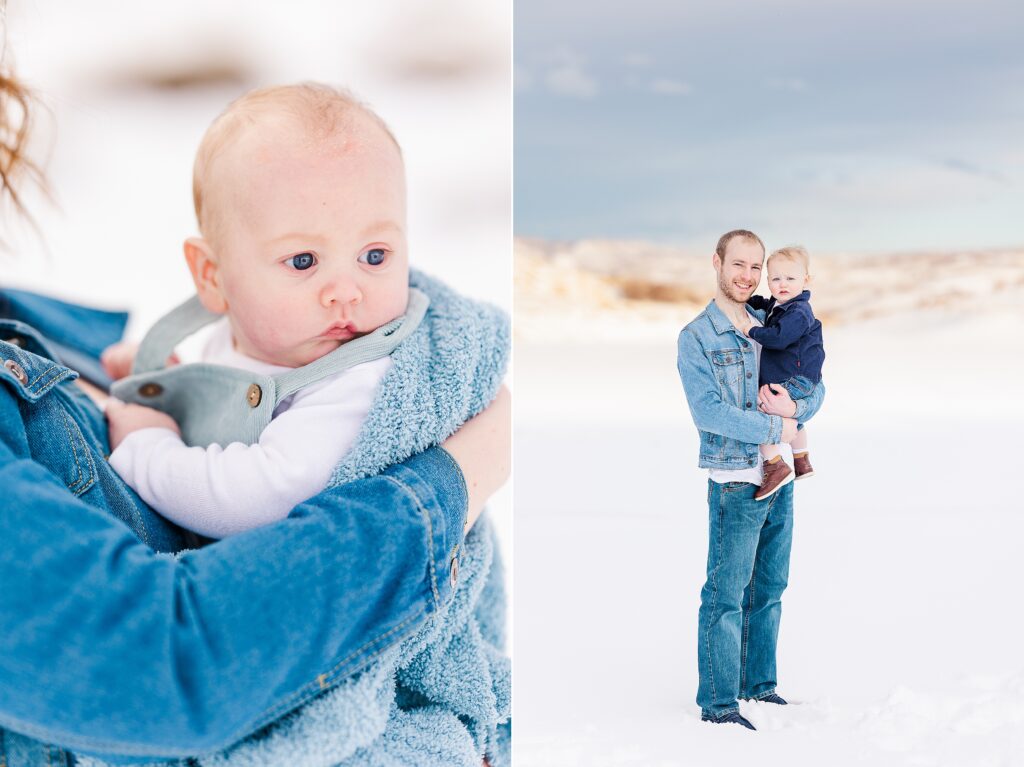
[794,470,815,480]
[754,468,795,501]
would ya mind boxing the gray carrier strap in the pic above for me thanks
[112,289,429,447]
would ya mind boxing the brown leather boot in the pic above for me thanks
[793,452,815,480]
[754,458,794,501]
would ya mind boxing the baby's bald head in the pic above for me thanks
[192,83,403,249]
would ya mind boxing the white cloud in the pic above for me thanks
[543,47,599,99]
[649,77,692,95]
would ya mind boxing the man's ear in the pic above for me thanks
[712,252,722,272]
[184,237,228,314]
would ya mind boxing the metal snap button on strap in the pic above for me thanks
[246,383,262,408]
[4,359,27,384]
[449,556,459,588]
[138,382,163,397]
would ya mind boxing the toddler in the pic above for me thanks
[737,246,825,501]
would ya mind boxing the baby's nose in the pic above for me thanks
[320,275,362,307]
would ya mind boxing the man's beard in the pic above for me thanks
[718,272,754,303]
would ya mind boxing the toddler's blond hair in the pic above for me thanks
[768,245,810,274]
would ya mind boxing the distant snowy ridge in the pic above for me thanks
[515,237,1024,342]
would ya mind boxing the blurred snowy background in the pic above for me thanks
[2,1,511,582]
[514,0,1024,764]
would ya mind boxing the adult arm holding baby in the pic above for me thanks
[0,71,509,762]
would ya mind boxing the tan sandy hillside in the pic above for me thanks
[515,237,1024,341]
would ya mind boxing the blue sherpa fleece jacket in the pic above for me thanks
[78,269,511,767]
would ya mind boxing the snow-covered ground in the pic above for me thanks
[515,304,1024,765]
[3,1,511,556]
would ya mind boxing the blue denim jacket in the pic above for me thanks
[677,300,825,470]
[0,291,467,765]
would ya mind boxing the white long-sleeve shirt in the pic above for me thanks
[109,320,391,538]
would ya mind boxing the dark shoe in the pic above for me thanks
[793,453,814,480]
[743,692,788,705]
[754,459,794,501]
[701,710,756,730]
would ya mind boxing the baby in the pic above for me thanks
[737,245,825,501]
[99,83,510,765]
[104,83,424,536]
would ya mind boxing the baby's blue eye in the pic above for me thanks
[287,253,316,271]
[359,248,387,266]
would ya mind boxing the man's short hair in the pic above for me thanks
[768,245,810,272]
[715,230,765,258]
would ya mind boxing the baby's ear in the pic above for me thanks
[184,237,228,314]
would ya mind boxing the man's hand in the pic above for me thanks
[441,385,511,533]
[781,417,799,444]
[106,400,181,451]
[758,383,797,417]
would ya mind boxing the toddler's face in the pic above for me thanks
[205,118,409,367]
[766,258,808,303]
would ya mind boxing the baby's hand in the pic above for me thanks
[734,313,753,336]
[101,341,139,381]
[101,341,180,381]
[106,399,181,451]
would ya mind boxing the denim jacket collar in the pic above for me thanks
[705,299,741,336]
[0,320,78,403]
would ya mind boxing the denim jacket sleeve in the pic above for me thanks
[677,328,783,445]
[0,422,466,759]
[747,302,812,350]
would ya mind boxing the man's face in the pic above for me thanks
[713,237,764,303]
[202,116,410,368]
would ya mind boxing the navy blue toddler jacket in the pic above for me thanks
[746,290,825,387]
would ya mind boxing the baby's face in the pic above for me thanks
[766,258,808,303]
[206,116,409,367]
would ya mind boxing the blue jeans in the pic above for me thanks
[697,480,794,718]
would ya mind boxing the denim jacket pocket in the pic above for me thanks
[2,341,98,497]
[27,394,99,497]
[710,349,744,396]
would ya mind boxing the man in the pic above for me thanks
[676,230,824,730]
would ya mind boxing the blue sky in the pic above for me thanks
[515,0,1024,252]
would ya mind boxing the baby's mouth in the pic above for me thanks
[321,322,358,340]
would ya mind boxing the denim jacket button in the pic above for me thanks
[246,383,263,408]
[449,556,459,588]
[3,358,27,382]
[139,382,163,397]
[746,401,752,408]
[746,372,752,379]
